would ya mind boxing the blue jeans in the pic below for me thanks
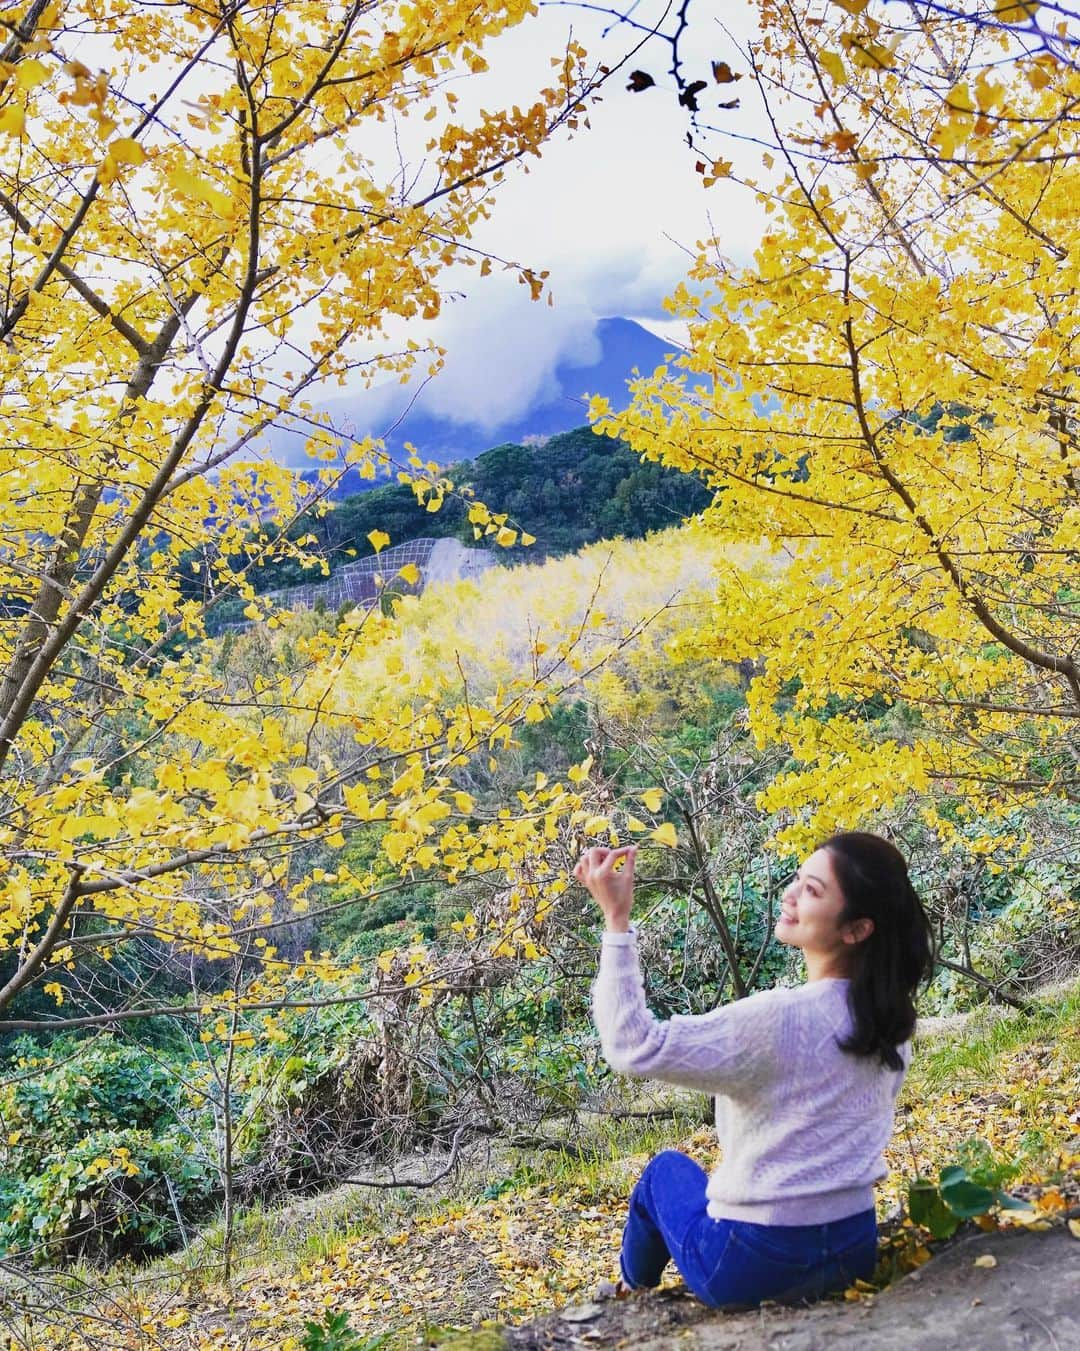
[619,1150,878,1309]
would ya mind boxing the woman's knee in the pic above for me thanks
[649,1148,692,1170]
[634,1150,694,1202]
[645,1148,707,1178]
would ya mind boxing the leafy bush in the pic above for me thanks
[3,1037,180,1159]
[1,1037,212,1264]
[1,1126,213,1264]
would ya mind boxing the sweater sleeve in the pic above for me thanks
[591,928,781,1093]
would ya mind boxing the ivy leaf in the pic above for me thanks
[939,1165,996,1218]
[994,1189,1031,1211]
[908,1179,960,1239]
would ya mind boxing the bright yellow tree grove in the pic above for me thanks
[593,0,1079,856]
[0,0,603,1032]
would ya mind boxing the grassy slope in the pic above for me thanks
[15,980,1080,1351]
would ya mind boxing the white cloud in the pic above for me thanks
[284,3,771,440]
[375,1,769,427]
[411,286,600,430]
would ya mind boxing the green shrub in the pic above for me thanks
[0,1037,212,1264]
[1,1125,213,1264]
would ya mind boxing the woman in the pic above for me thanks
[575,831,934,1309]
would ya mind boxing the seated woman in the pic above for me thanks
[574,831,933,1309]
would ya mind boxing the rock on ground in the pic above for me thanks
[492,1224,1079,1351]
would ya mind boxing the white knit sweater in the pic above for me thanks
[592,928,910,1225]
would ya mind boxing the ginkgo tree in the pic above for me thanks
[593,0,1079,861]
[0,0,621,1035]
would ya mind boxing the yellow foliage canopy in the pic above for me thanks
[593,1,1079,851]
[0,0,603,1029]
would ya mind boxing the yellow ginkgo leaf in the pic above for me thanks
[15,58,50,90]
[626,816,648,832]
[945,82,975,114]
[398,562,420,585]
[495,525,518,547]
[167,163,234,217]
[994,1,1039,20]
[367,529,390,553]
[583,815,610,835]
[841,32,896,70]
[567,755,593,784]
[453,791,474,814]
[1067,1218,1080,1240]
[650,822,678,848]
[520,531,536,546]
[819,50,846,84]
[0,106,26,137]
[640,787,663,812]
[109,136,145,165]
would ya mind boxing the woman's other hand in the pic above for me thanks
[573,845,637,933]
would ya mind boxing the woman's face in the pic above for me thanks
[774,846,864,961]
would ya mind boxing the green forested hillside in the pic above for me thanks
[244,426,712,592]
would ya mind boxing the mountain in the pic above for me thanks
[265,317,679,497]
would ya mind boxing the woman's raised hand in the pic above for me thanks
[573,845,637,933]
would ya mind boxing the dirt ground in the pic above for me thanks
[493,1221,1080,1351]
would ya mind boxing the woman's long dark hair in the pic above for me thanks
[820,832,935,1071]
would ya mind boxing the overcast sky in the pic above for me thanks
[350,0,772,436]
